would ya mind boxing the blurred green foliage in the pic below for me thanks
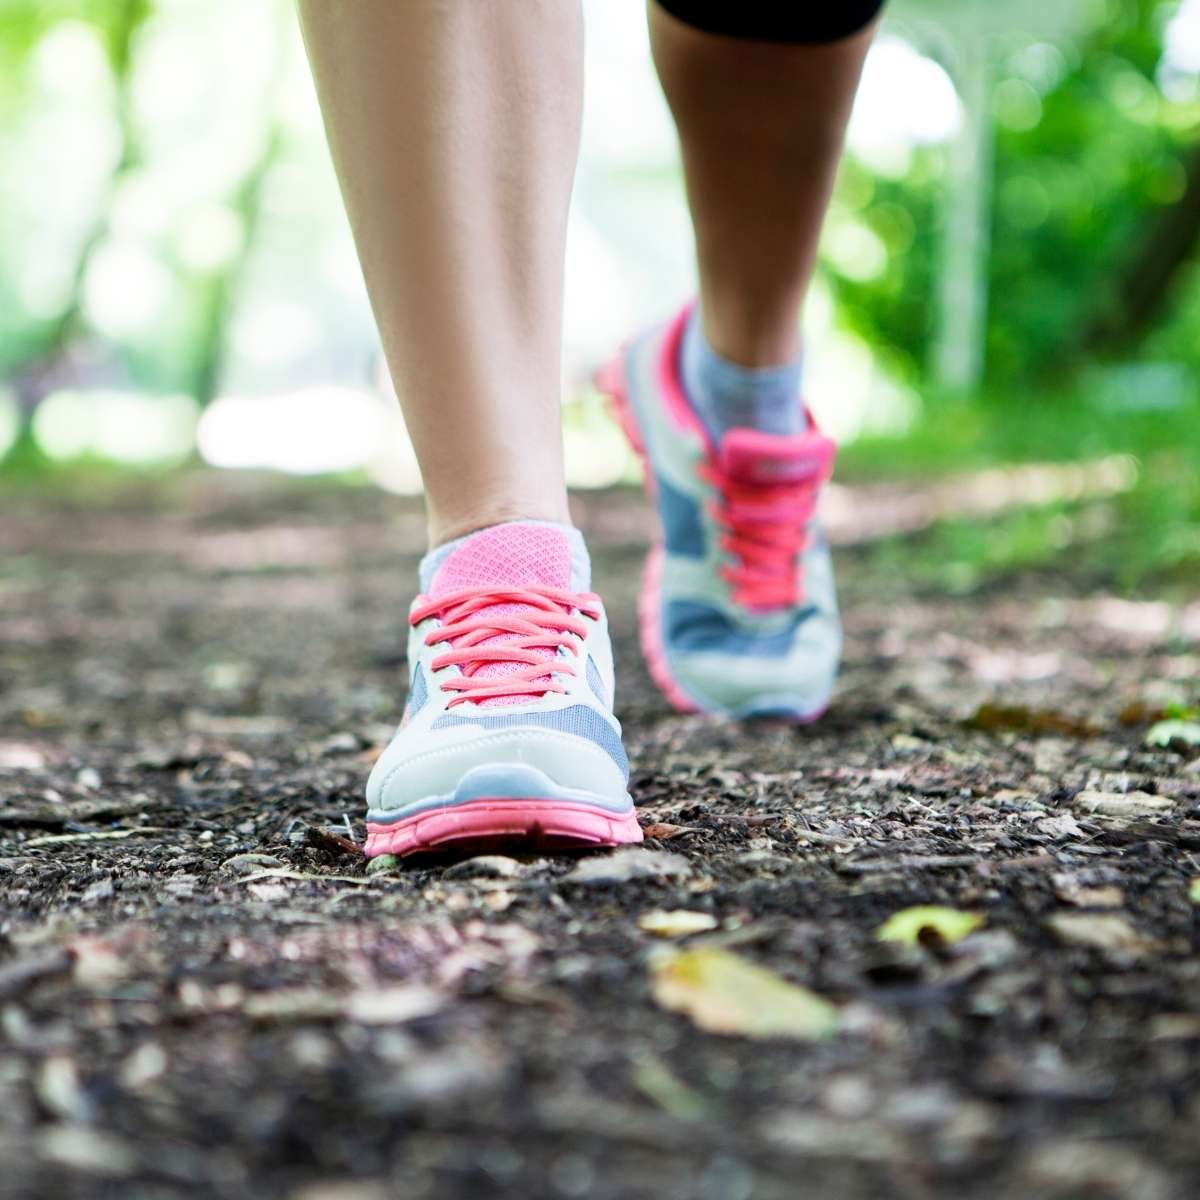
[0,0,310,403]
[829,0,1200,385]
[841,382,1200,589]
[824,0,1200,590]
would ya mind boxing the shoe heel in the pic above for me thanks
[594,352,646,460]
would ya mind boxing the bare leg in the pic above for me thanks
[649,5,877,367]
[298,1,582,546]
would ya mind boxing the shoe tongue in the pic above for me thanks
[427,523,575,708]
[717,428,836,486]
[429,523,572,599]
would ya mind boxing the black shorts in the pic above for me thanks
[654,1,886,44]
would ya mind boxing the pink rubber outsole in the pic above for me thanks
[365,798,644,858]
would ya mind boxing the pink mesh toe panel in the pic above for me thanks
[427,523,578,708]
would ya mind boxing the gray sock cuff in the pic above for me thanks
[682,307,805,440]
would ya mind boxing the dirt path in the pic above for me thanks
[2,475,1198,1200]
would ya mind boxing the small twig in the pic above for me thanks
[690,919,788,951]
[24,827,173,849]
[791,828,856,847]
[306,825,364,858]
[230,868,375,887]
[836,854,978,875]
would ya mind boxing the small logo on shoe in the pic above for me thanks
[740,458,824,484]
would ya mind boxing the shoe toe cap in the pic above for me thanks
[366,721,629,816]
[668,609,841,717]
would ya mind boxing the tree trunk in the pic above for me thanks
[43,0,151,360]
[190,123,285,410]
[9,0,150,438]
[1083,136,1200,355]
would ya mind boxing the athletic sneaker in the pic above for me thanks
[597,303,841,720]
[364,521,641,857]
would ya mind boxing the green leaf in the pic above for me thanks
[876,905,984,947]
[651,947,838,1041]
[365,854,400,876]
[630,1057,708,1122]
[1189,879,1200,905]
[1145,720,1200,748]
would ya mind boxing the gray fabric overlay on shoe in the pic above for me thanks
[656,471,707,558]
[585,657,610,707]
[665,600,817,655]
[405,665,428,719]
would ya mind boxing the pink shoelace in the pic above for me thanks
[698,464,825,610]
[410,585,601,707]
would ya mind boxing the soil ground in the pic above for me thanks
[2,473,1198,1200]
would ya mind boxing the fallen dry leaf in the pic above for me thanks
[1052,877,1124,909]
[1046,912,1159,957]
[68,937,129,988]
[965,703,1101,738]
[443,855,526,879]
[650,947,837,1040]
[0,741,47,770]
[1036,814,1085,840]
[1074,790,1175,817]
[35,1126,138,1179]
[876,905,984,948]
[243,985,443,1026]
[344,986,443,1026]
[242,989,342,1023]
[246,882,290,903]
[1118,701,1166,726]
[1022,1138,1170,1200]
[988,789,1040,807]
[639,822,699,841]
[221,853,284,876]
[638,910,719,938]
[117,1042,168,1092]
[1150,1013,1200,1040]
[564,848,692,886]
